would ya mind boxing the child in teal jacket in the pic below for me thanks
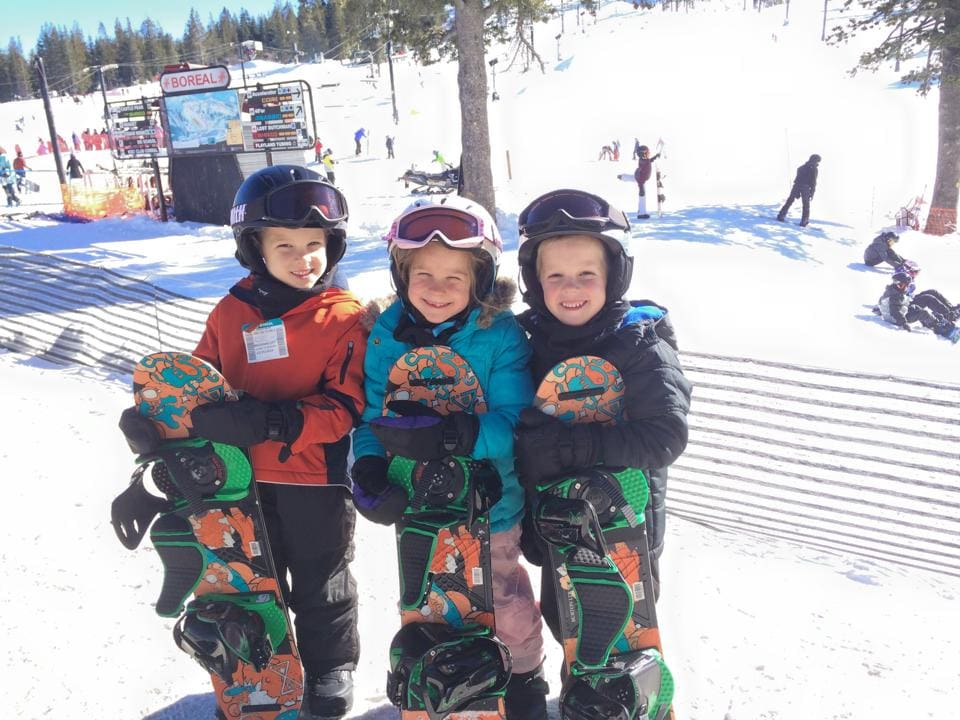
[351,196,548,720]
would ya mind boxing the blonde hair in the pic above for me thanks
[534,234,609,279]
[391,243,498,324]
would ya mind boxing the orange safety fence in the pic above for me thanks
[62,183,147,220]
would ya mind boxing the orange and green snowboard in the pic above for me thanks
[113,352,303,720]
[533,355,674,720]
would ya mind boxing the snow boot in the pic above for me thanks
[300,669,354,720]
[637,195,650,220]
[504,662,549,720]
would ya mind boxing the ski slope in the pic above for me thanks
[0,2,958,719]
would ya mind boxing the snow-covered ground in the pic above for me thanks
[0,2,958,719]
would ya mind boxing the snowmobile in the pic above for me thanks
[399,165,460,195]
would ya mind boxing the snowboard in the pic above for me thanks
[379,346,511,720]
[111,351,304,720]
[532,355,674,720]
[655,168,665,218]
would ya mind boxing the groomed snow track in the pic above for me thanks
[1,247,957,576]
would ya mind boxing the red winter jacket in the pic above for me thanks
[194,278,368,486]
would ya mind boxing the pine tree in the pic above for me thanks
[181,8,207,64]
[831,0,960,234]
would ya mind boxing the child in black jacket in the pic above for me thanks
[513,188,692,634]
[878,271,960,342]
[863,231,907,267]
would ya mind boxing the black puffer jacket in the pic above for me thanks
[519,301,692,564]
[863,233,905,267]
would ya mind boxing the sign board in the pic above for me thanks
[245,85,311,151]
[160,65,231,95]
[165,89,244,155]
[108,99,165,158]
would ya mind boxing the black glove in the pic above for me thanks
[370,401,479,461]
[190,396,304,449]
[514,407,598,490]
[351,455,407,525]
[118,406,163,455]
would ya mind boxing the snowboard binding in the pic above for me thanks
[111,438,254,550]
[535,468,673,719]
[173,592,287,683]
[387,623,511,720]
[563,649,673,720]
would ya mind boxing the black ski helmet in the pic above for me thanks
[892,271,912,285]
[517,189,634,312]
[230,165,348,279]
[638,145,650,155]
[809,154,822,164]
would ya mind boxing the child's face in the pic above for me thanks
[406,241,473,324]
[259,226,328,289]
[537,235,608,326]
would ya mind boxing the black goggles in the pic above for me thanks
[518,189,630,237]
[235,180,348,227]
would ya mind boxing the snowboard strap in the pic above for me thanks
[563,649,673,720]
[386,623,511,719]
[111,466,173,550]
[173,592,282,684]
[156,442,227,518]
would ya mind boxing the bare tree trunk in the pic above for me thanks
[925,44,960,234]
[454,0,496,215]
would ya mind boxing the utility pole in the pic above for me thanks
[239,42,248,86]
[821,0,829,42]
[35,56,66,186]
[386,37,399,124]
[97,64,119,176]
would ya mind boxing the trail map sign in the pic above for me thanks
[245,84,311,151]
[109,99,165,158]
[165,89,245,155]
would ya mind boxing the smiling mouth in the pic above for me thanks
[560,300,588,310]
[422,298,452,309]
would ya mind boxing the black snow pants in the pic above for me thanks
[259,483,360,677]
[777,183,812,226]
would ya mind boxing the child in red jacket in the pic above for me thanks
[121,165,368,719]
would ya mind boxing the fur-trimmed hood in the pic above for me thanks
[361,276,518,331]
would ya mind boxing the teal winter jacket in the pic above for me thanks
[353,279,532,533]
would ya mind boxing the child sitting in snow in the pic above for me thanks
[863,231,907,268]
[893,260,960,323]
[876,271,960,343]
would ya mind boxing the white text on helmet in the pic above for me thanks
[230,204,246,225]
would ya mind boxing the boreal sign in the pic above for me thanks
[160,66,231,95]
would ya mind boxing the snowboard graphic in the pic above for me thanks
[112,352,303,720]
[533,355,674,720]
[379,346,511,720]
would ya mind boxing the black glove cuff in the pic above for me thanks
[352,455,390,495]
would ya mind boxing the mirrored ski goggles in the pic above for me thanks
[389,207,501,251]
[234,180,348,227]
[518,189,630,237]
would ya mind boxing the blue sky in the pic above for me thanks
[6,1,285,51]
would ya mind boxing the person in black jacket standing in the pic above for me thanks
[513,188,692,605]
[777,153,820,227]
